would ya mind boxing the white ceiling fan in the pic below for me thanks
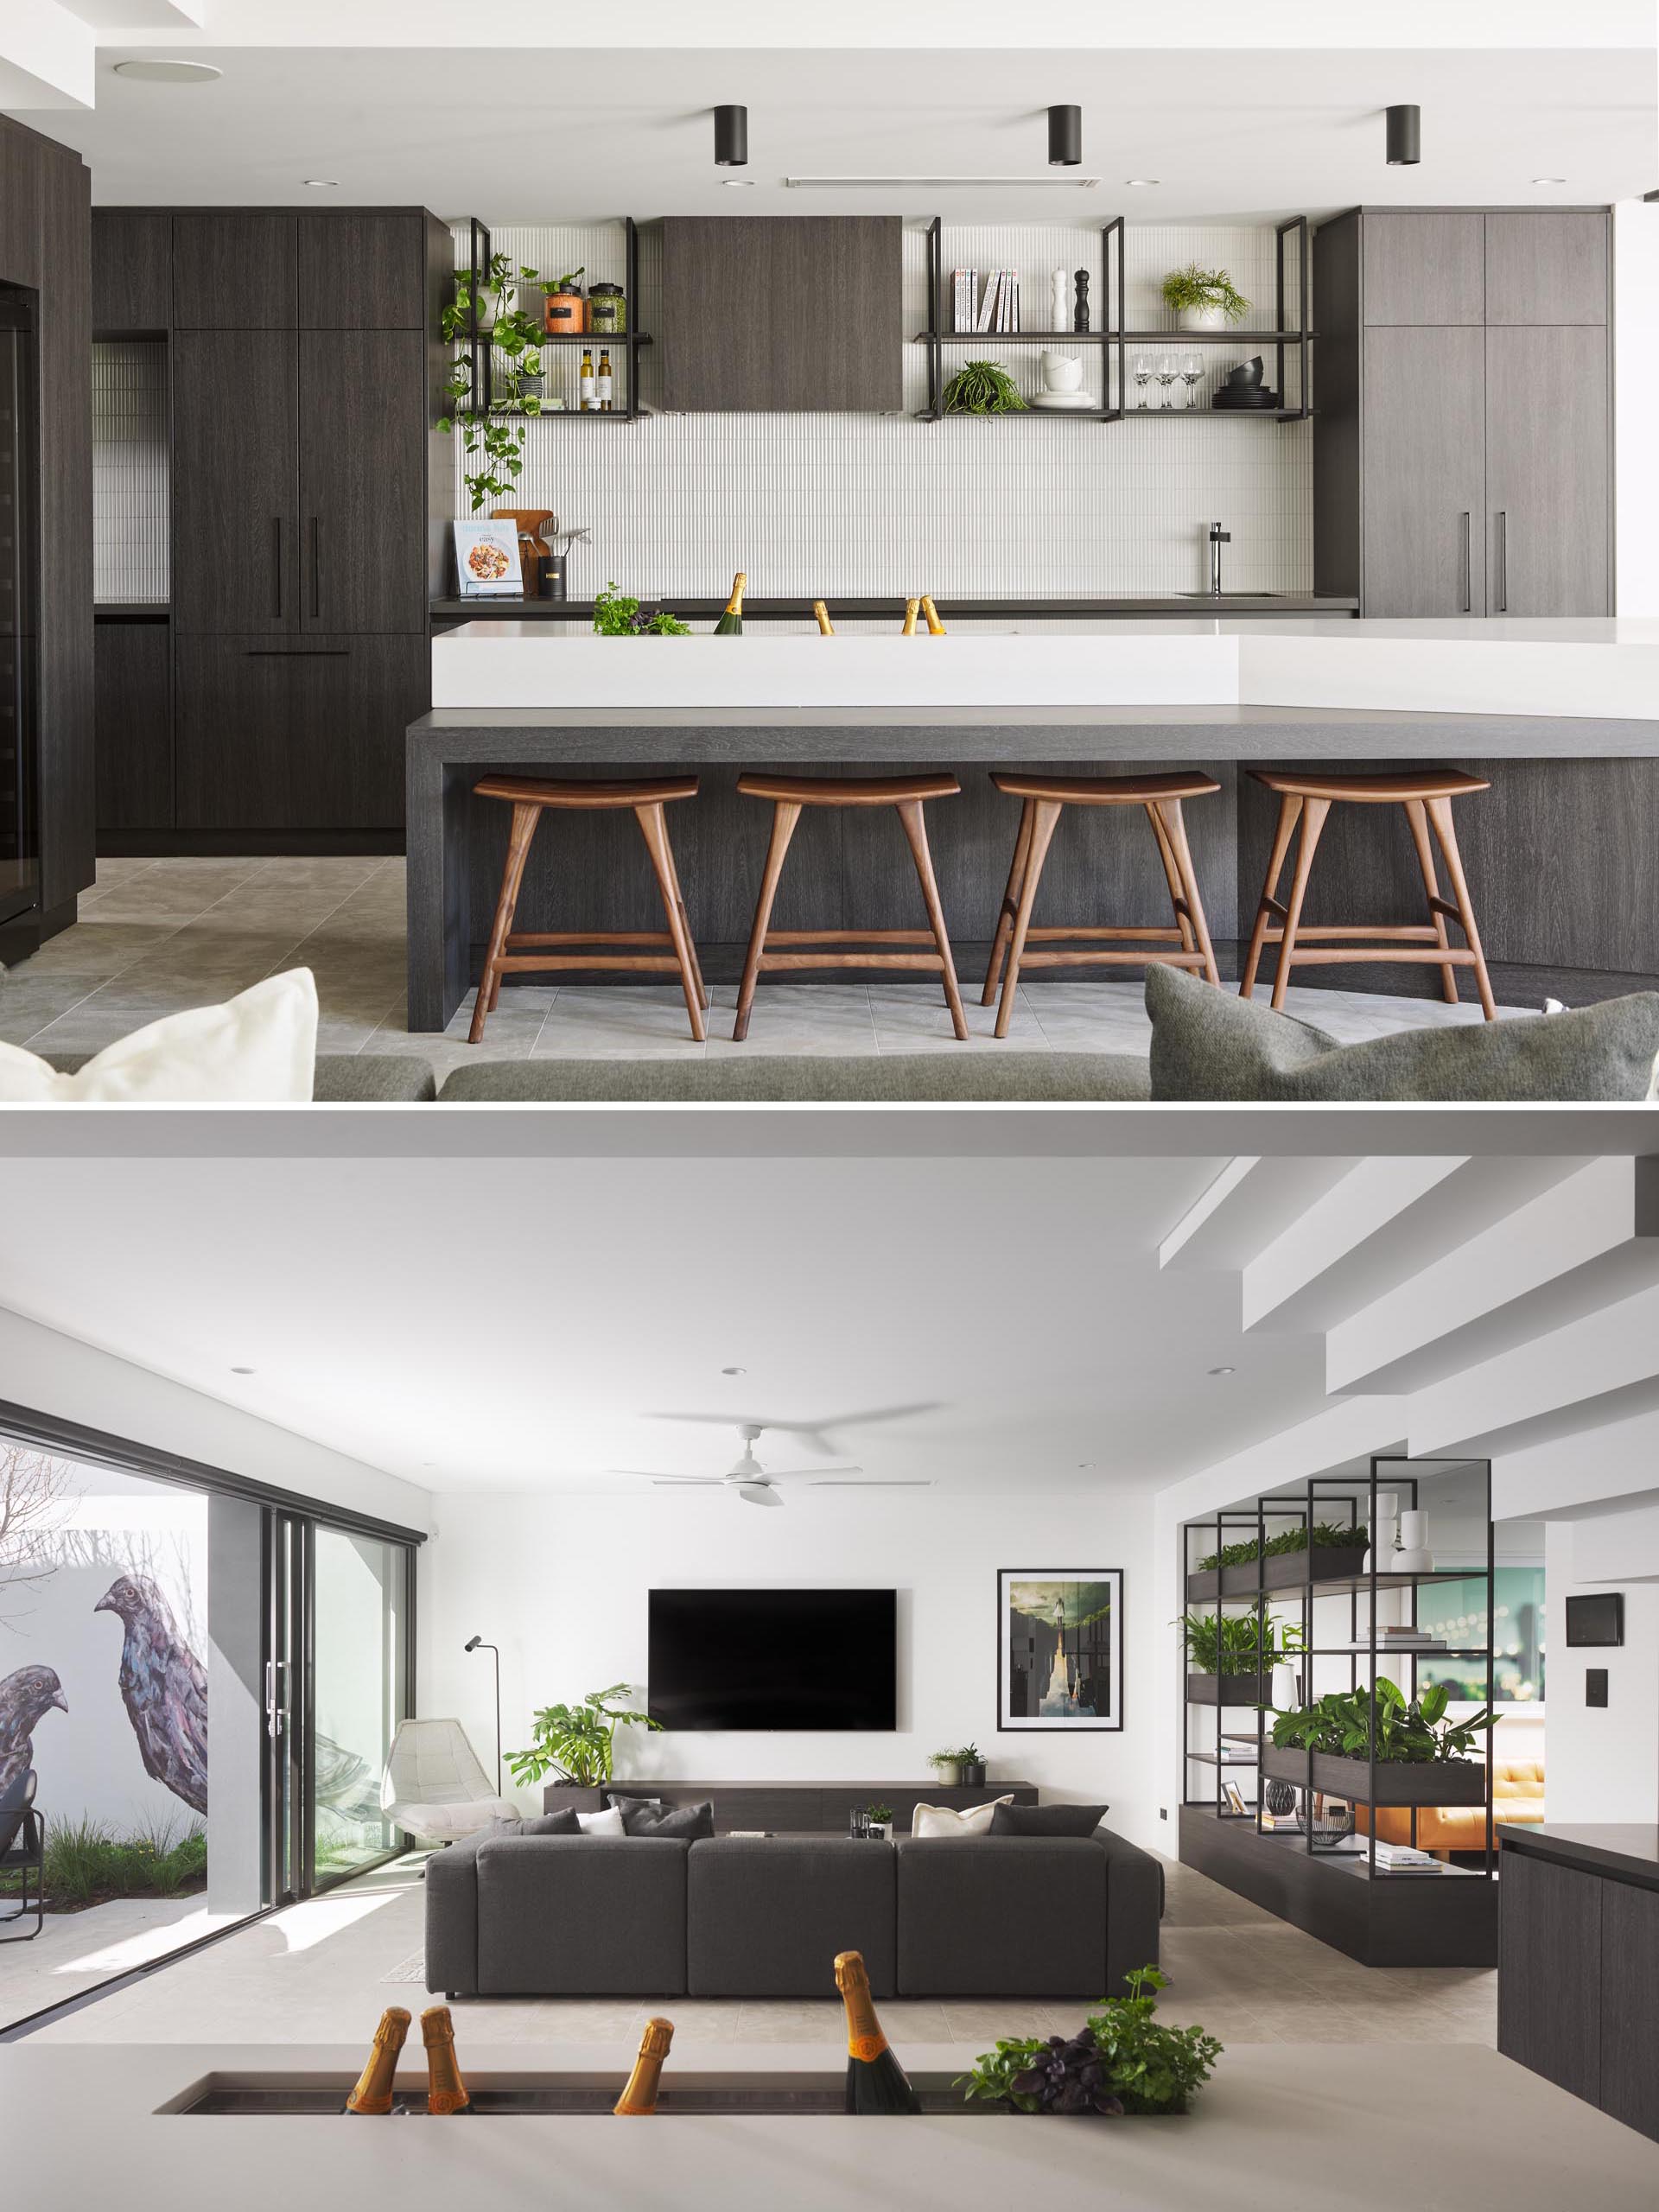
[609,1424,931,1509]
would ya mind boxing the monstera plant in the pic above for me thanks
[505,1683,660,1788]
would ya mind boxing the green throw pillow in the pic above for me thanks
[1146,966,1659,1103]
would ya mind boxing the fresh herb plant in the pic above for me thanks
[1196,1519,1366,1574]
[957,1968,1222,2117]
[505,1683,662,1787]
[592,583,691,636]
[1160,264,1250,324]
[927,1745,978,1771]
[1174,1611,1305,1675]
[438,255,549,512]
[941,359,1027,413]
[1269,1677,1495,1764]
[866,1802,894,1824]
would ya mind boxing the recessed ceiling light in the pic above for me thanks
[1208,1365,1236,1377]
[230,1365,256,1375]
[113,60,222,85]
[1126,178,1160,188]
[304,179,341,189]
[1077,1461,1097,1470]
[722,177,758,189]
[786,175,1101,191]
[721,1364,747,1375]
[1531,176,1567,185]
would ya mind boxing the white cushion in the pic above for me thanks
[910,1795,1014,1839]
[576,1805,625,1836]
[0,969,318,1103]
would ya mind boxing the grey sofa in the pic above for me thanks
[424,1827,1162,2002]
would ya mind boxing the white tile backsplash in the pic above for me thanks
[92,340,169,605]
[457,219,1312,601]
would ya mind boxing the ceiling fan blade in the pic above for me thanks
[809,1478,933,1488]
[648,1478,724,1487]
[760,1463,864,1479]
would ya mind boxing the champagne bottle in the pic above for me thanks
[597,348,613,412]
[714,571,747,635]
[421,2003,473,2115]
[835,1951,918,2113]
[343,2005,410,2114]
[812,600,835,635]
[579,348,595,411]
[921,595,946,635]
[901,598,919,636]
[613,2016,675,2114]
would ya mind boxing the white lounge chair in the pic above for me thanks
[379,1717,516,1844]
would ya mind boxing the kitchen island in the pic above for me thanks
[407,620,1659,1032]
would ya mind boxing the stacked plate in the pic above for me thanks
[1211,383,1281,410]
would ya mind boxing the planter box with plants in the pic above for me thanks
[506,1681,661,1813]
[957,1968,1222,2118]
[1262,1680,1493,1807]
[1186,1520,1368,1601]
[1176,1610,1303,1707]
[927,1744,987,1790]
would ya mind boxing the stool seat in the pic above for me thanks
[1249,767,1491,804]
[736,772,962,807]
[992,771,1222,805]
[473,774,699,810]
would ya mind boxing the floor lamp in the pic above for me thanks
[464,1636,501,1792]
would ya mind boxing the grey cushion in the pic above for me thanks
[474,1835,688,1994]
[988,1802,1107,1838]
[688,1837,897,1998]
[896,1837,1110,1999]
[44,1052,437,1103]
[438,1052,1149,1104]
[622,1800,714,1840]
[488,1808,580,1837]
[1146,965,1659,1103]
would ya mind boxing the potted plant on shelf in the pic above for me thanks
[866,1802,895,1841]
[1160,264,1250,331]
[1189,1517,1369,1600]
[957,1744,987,1789]
[1263,1678,1495,1804]
[1175,1611,1305,1707]
[439,254,549,513]
[941,359,1027,414]
[957,1968,1223,2117]
[505,1682,662,1813]
[927,1747,967,1788]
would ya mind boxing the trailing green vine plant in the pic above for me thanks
[439,253,548,513]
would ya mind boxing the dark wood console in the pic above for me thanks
[543,1778,1039,1833]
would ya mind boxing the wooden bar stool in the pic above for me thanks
[733,772,967,1042]
[1240,767,1497,1020]
[982,771,1222,1039]
[468,774,708,1046]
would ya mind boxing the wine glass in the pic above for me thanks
[1154,355,1179,410]
[1132,355,1152,409]
[1180,354,1205,410]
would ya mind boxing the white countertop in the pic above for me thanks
[3,2040,1653,2212]
[430,617,1659,721]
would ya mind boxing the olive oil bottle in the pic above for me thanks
[596,348,613,411]
[343,2006,410,2114]
[714,571,747,635]
[579,348,596,410]
[614,2018,675,2114]
[835,1951,919,2114]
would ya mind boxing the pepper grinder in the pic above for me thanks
[1073,269,1091,333]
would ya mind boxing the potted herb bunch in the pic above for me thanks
[866,1802,895,1841]
[1190,1517,1369,1599]
[592,583,690,637]
[1264,1678,1495,1804]
[942,359,1027,414]
[505,1682,662,1814]
[1175,1611,1304,1707]
[958,1968,1222,2118]
[1160,264,1250,331]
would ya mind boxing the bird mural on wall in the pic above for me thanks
[0,1664,67,1807]
[95,1574,208,1815]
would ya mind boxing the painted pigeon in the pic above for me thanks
[95,1574,208,1815]
[315,1733,384,1827]
[0,1665,67,1808]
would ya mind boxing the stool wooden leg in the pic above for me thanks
[896,797,968,1040]
[734,800,802,1042]
[1402,798,1460,1006]
[658,830,709,1009]
[995,798,1062,1039]
[634,801,707,1043]
[1270,796,1331,1011]
[1146,804,1198,958]
[1154,798,1221,988]
[1240,793,1302,999]
[1426,794,1497,1021]
[470,801,539,1045]
[982,797,1035,1006]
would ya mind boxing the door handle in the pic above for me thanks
[310,517,321,621]
[1496,510,1508,613]
[244,648,349,658]
[274,517,284,620]
[264,1658,290,1741]
[1459,512,1471,614]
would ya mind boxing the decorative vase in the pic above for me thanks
[1392,1510,1435,1573]
[1361,1491,1398,1573]
[1178,303,1230,331]
[1269,1661,1300,1714]
[959,1760,987,1789]
[931,1762,962,1789]
[1263,1778,1296,1818]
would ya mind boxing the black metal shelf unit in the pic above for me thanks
[918,217,1125,423]
[457,216,650,423]
[1179,1454,1497,1874]
[1119,216,1313,427]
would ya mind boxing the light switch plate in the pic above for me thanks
[1586,1668,1609,1707]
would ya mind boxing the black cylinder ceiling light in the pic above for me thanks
[1386,104,1421,167]
[715,104,748,168]
[1048,104,1083,168]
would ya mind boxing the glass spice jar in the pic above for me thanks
[587,282,626,335]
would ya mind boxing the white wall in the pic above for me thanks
[1545,1516,1659,1825]
[1614,198,1659,617]
[418,1488,1160,1849]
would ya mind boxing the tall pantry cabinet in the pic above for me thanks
[1313,209,1611,617]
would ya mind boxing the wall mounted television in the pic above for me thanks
[647,1587,897,1731]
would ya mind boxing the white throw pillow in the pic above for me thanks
[911,1796,1014,1839]
[575,1805,625,1836]
[0,969,318,1103]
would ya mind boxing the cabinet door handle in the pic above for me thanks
[1496,510,1508,613]
[310,517,321,620]
[1459,512,1471,614]
[244,648,349,658]
[274,517,284,620]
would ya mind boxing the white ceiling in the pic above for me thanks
[0,1152,1338,1498]
[21,44,1656,219]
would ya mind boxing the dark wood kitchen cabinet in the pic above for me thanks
[298,329,428,632]
[172,330,301,635]
[299,213,426,328]
[38,138,95,916]
[91,211,172,334]
[661,216,902,410]
[173,213,298,330]
[1484,323,1609,615]
[1485,212,1609,327]
[1361,209,1485,325]
[95,621,173,831]
[1360,326,1486,618]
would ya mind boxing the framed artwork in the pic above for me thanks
[998,1569,1123,1732]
